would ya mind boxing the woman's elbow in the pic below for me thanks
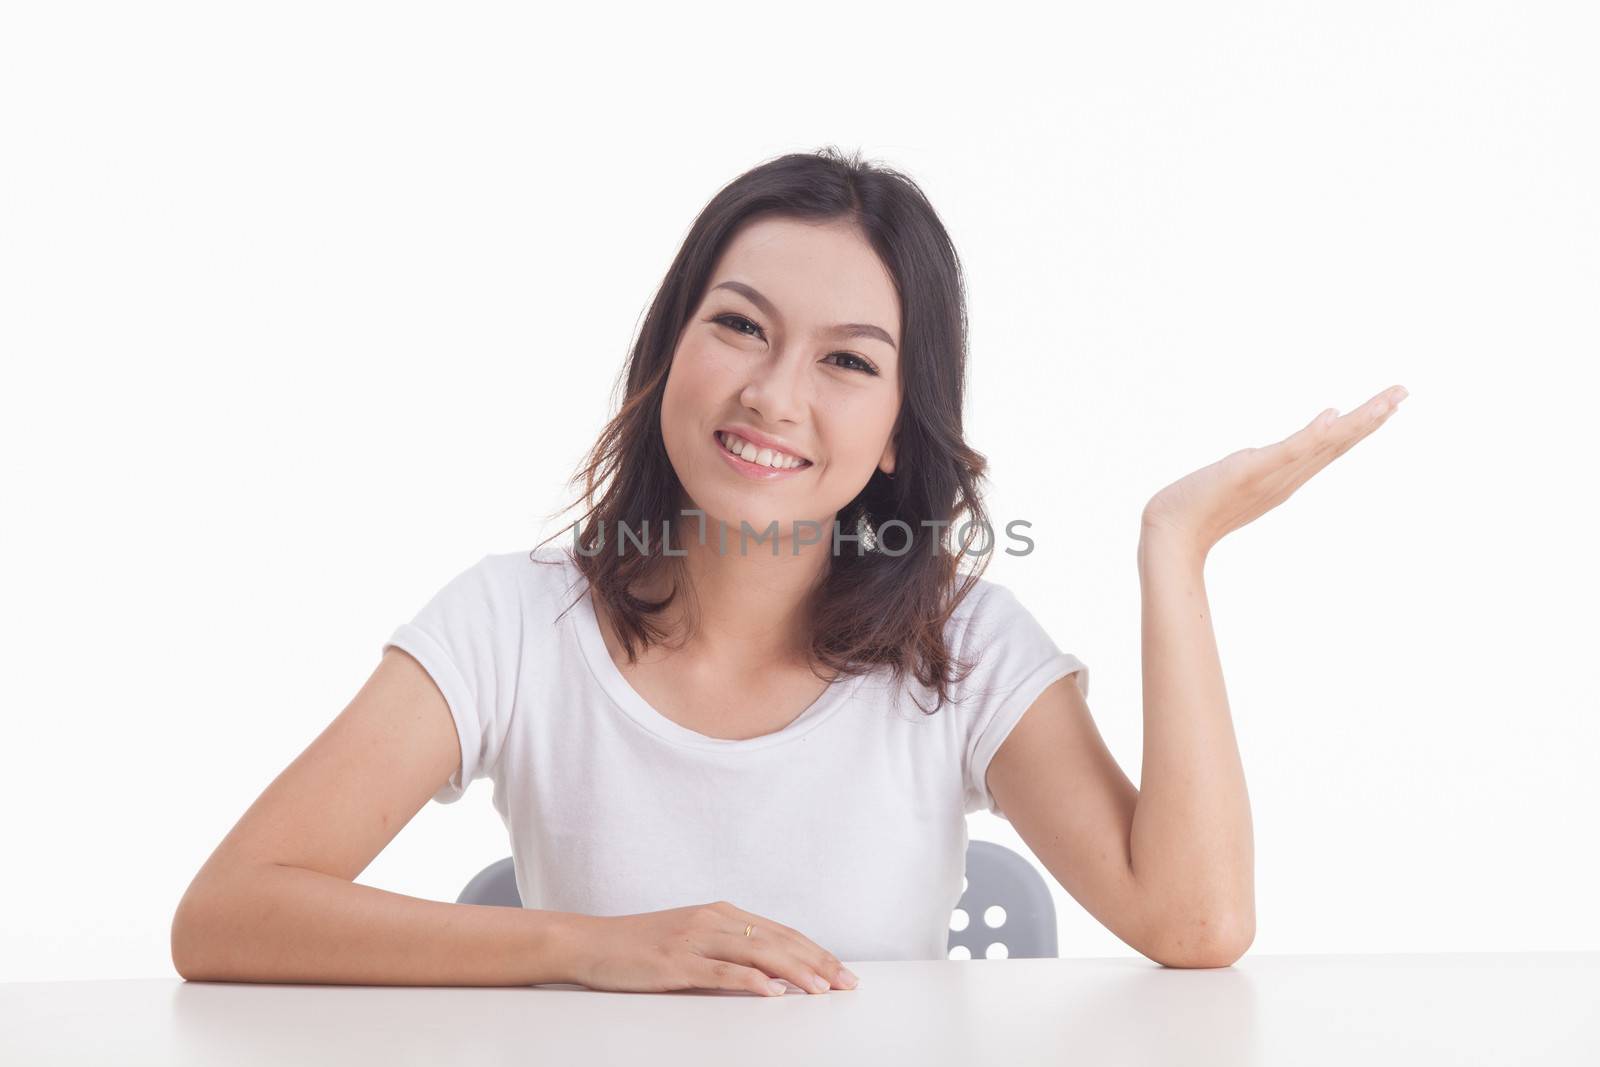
[1143,911,1255,969]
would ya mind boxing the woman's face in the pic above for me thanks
[661,216,902,547]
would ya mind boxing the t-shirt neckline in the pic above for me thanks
[567,565,868,752]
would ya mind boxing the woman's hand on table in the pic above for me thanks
[561,900,860,996]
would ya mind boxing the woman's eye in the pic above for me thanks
[828,353,879,376]
[713,313,763,338]
[712,314,878,376]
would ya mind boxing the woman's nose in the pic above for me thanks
[738,349,810,424]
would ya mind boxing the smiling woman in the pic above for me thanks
[536,149,1001,711]
[173,147,1117,998]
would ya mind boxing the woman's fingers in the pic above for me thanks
[1273,385,1408,501]
[723,908,857,991]
[1140,383,1410,551]
[1344,384,1408,427]
[719,904,856,993]
[1278,385,1408,467]
[735,930,839,995]
[1320,385,1407,456]
[693,956,791,997]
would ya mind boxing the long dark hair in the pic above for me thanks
[532,146,992,714]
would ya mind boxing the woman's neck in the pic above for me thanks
[633,514,833,671]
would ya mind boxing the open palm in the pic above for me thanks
[1142,385,1409,554]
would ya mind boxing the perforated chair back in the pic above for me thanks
[948,838,1058,959]
[458,839,1058,959]
[456,855,521,909]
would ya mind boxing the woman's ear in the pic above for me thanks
[879,439,896,477]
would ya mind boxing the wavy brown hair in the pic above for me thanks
[531,146,995,715]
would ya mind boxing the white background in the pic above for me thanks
[2,1,1595,982]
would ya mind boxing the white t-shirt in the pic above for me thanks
[383,545,1089,962]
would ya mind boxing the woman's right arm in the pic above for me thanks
[169,646,585,986]
[171,645,856,995]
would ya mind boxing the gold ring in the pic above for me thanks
[744,923,754,937]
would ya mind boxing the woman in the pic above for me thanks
[170,146,1406,997]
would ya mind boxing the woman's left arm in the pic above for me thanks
[1129,383,1409,963]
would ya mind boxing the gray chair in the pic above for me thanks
[457,838,1058,959]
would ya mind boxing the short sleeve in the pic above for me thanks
[382,553,525,805]
[959,582,1090,821]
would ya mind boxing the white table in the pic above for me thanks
[3,953,1596,1065]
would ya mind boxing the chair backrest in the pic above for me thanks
[949,839,1058,959]
[458,839,1058,959]
[456,855,521,909]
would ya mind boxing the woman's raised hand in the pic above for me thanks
[1141,384,1409,557]
[562,900,860,996]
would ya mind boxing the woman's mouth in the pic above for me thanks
[713,430,814,480]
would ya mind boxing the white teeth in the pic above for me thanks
[719,431,806,470]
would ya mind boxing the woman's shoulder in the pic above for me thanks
[510,542,581,578]
[508,542,585,596]
[944,571,1028,639]
[441,543,586,624]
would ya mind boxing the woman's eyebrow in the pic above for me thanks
[711,279,898,351]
